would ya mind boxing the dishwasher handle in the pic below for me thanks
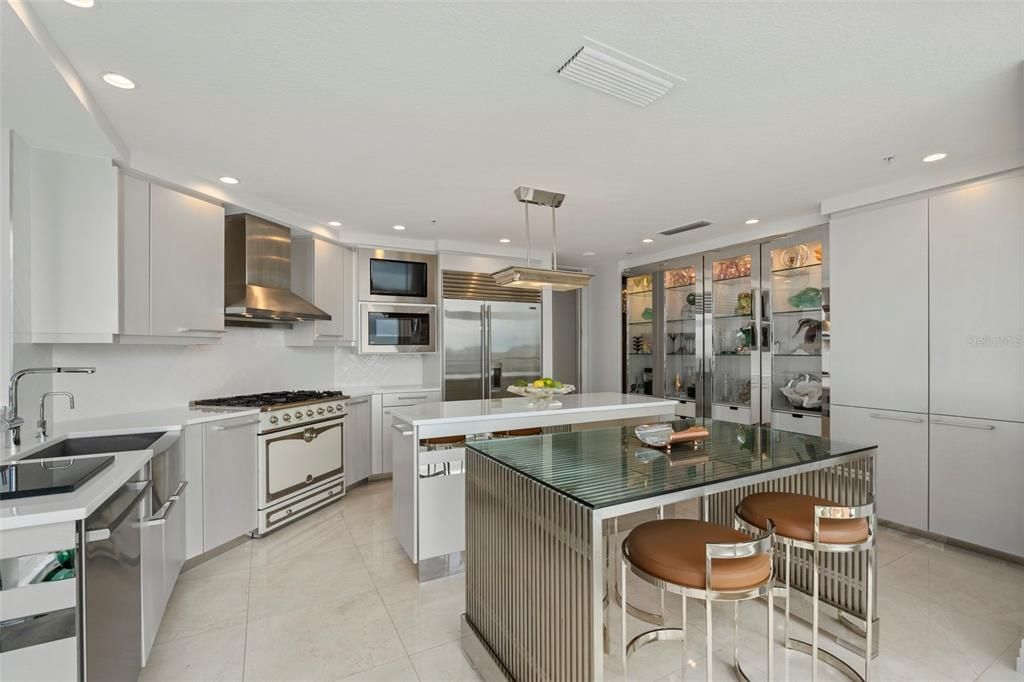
[140,480,188,528]
[84,480,152,543]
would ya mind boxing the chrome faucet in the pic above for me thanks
[3,367,96,447]
[37,392,75,441]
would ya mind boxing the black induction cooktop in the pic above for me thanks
[0,456,115,501]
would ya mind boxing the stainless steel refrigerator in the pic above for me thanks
[443,299,542,401]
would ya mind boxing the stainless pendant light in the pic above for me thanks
[491,186,593,291]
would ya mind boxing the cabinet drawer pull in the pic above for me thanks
[397,395,428,400]
[348,398,370,406]
[211,419,259,431]
[931,418,995,431]
[868,413,924,423]
[178,328,226,334]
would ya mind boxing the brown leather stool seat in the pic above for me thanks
[493,427,543,437]
[625,519,772,591]
[737,492,869,544]
[419,435,466,447]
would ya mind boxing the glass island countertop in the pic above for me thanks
[467,419,875,509]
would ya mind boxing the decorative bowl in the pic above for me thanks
[508,384,576,400]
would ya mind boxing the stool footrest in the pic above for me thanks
[626,627,684,658]
[786,637,865,682]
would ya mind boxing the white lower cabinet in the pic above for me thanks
[772,410,821,436]
[377,390,441,475]
[830,405,928,531]
[344,396,372,487]
[929,416,1024,557]
[201,417,258,550]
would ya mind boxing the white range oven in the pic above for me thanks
[191,391,348,535]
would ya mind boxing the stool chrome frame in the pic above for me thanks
[735,498,876,682]
[621,522,776,682]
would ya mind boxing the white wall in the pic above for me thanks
[585,262,622,393]
[49,327,336,421]
[334,347,427,388]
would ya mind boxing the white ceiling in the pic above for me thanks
[24,1,1024,261]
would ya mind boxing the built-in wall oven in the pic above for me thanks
[359,249,437,305]
[360,303,436,354]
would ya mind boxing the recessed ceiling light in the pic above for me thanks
[582,251,596,257]
[218,176,239,185]
[745,218,759,225]
[63,0,94,7]
[102,72,136,90]
[392,225,406,231]
[499,238,511,244]
[328,221,342,227]
[922,153,947,163]
[642,238,654,244]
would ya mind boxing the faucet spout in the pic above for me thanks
[4,367,95,448]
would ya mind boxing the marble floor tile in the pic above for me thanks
[336,655,420,681]
[155,567,251,645]
[180,540,253,581]
[345,507,398,546]
[249,503,357,568]
[383,574,466,654]
[244,591,407,681]
[409,640,485,682]
[248,544,376,622]
[358,538,420,593]
[141,622,246,682]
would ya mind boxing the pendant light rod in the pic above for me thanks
[551,206,557,271]
[525,202,532,267]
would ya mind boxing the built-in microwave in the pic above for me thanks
[359,249,437,304]
[360,303,436,354]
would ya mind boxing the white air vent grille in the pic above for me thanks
[557,45,674,107]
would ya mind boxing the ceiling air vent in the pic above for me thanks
[557,45,674,107]
[660,220,712,236]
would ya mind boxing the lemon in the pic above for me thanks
[532,379,546,388]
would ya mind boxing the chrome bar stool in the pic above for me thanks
[735,492,876,681]
[621,518,776,681]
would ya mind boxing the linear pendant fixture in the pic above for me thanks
[557,45,674,107]
[491,187,593,292]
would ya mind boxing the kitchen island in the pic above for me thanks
[387,392,678,580]
[463,420,877,681]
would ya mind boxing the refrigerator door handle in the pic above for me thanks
[480,304,488,399]
[485,305,493,395]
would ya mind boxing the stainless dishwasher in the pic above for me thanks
[79,478,150,682]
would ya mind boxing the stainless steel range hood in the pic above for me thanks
[224,214,332,323]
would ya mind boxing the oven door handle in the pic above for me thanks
[266,421,343,445]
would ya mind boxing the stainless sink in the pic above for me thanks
[20,432,167,461]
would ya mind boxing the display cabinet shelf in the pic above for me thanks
[773,307,822,315]
[772,262,822,276]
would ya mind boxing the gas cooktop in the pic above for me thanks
[191,390,349,410]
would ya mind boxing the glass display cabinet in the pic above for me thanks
[762,226,828,436]
[662,263,701,417]
[621,224,827,434]
[706,246,762,424]
[624,273,655,395]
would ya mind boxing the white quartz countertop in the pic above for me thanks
[1,406,257,463]
[0,449,156,531]
[344,385,441,398]
[389,392,676,426]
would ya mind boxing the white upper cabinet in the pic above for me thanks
[830,199,929,413]
[26,148,118,343]
[285,237,357,346]
[929,175,1024,423]
[120,174,225,341]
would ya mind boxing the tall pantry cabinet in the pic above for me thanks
[829,172,1024,557]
